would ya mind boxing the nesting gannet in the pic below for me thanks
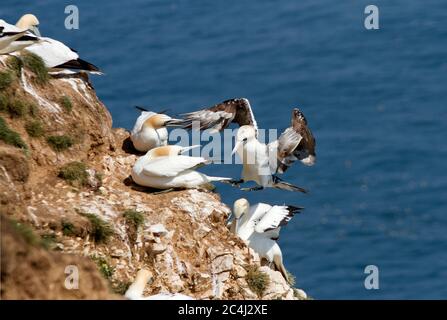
[125,269,194,300]
[130,107,182,152]
[131,145,232,190]
[169,98,315,192]
[0,18,40,54]
[11,14,101,73]
[231,198,303,283]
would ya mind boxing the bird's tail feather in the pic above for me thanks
[208,176,233,182]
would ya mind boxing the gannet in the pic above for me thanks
[169,98,316,192]
[131,145,232,190]
[12,14,101,73]
[231,198,303,283]
[0,17,40,54]
[125,269,194,300]
[130,107,182,152]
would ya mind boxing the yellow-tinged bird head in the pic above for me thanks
[16,14,41,36]
[233,198,249,219]
[143,114,172,129]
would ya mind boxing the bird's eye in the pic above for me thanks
[243,138,248,142]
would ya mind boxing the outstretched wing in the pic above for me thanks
[142,156,209,177]
[170,98,258,132]
[270,108,316,173]
[254,205,303,235]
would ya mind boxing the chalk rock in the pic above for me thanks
[212,254,233,274]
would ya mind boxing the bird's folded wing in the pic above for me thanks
[142,156,208,177]
[25,37,78,68]
[254,205,295,234]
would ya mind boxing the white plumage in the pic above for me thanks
[0,19,40,54]
[231,198,303,283]
[131,145,231,189]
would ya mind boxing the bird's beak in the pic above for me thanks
[231,141,243,156]
[30,26,41,37]
[180,145,200,154]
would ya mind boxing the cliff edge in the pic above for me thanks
[0,55,306,300]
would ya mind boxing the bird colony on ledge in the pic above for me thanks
[1,14,317,300]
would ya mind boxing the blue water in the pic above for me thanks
[3,0,447,299]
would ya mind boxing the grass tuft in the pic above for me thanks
[82,213,114,243]
[0,71,14,90]
[0,116,28,150]
[245,265,270,297]
[47,135,73,151]
[92,256,115,279]
[61,219,76,236]
[22,52,49,85]
[123,209,145,229]
[6,56,23,77]
[25,120,44,137]
[58,161,88,187]
[60,95,73,112]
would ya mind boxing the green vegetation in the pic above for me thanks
[123,209,145,229]
[0,71,13,90]
[6,56,23,77]
[22,52,49,85]
[92,256,115,279]
[47,135,73,151]
[245,265,270,297]
[60,95,73,112]
[58,161,88,187]
[0,94,38,119]
[40,233,57,249]
[25,120,44,137]
[11,220,39,246]
[61,219,76,236]
[83,213,114,243]
[0,116,28,150]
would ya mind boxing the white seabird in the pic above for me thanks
[169,98,316,192]
[0,16,40,54]
[173,98,316,192]
[231,198,303,283]
[130,107,182,152]
[11,14,101,73]
[131,145,232,190]
[125,269,194,300]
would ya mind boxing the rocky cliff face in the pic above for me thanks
[0,55,306,300]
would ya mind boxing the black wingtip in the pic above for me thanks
[135,106,149,112]
[55,58,101,73]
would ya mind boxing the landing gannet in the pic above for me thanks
[0,17,40,54]
[125,269,194,300]
[130,107,182,152]
[169,98,315,192]
[12,14,101,73]
[231,198,303,283]
[131,145,232,190]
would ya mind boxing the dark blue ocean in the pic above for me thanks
[3,0,446,299]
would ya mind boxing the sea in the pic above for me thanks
[2,0,446,299]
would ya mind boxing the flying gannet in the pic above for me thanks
[11,14,101,73]
[130,106,182,152]
[131,145,232,190]
[0,18,41,54]
[231,198,303,283]
[169,98,316,192]
[125,269,194,300]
